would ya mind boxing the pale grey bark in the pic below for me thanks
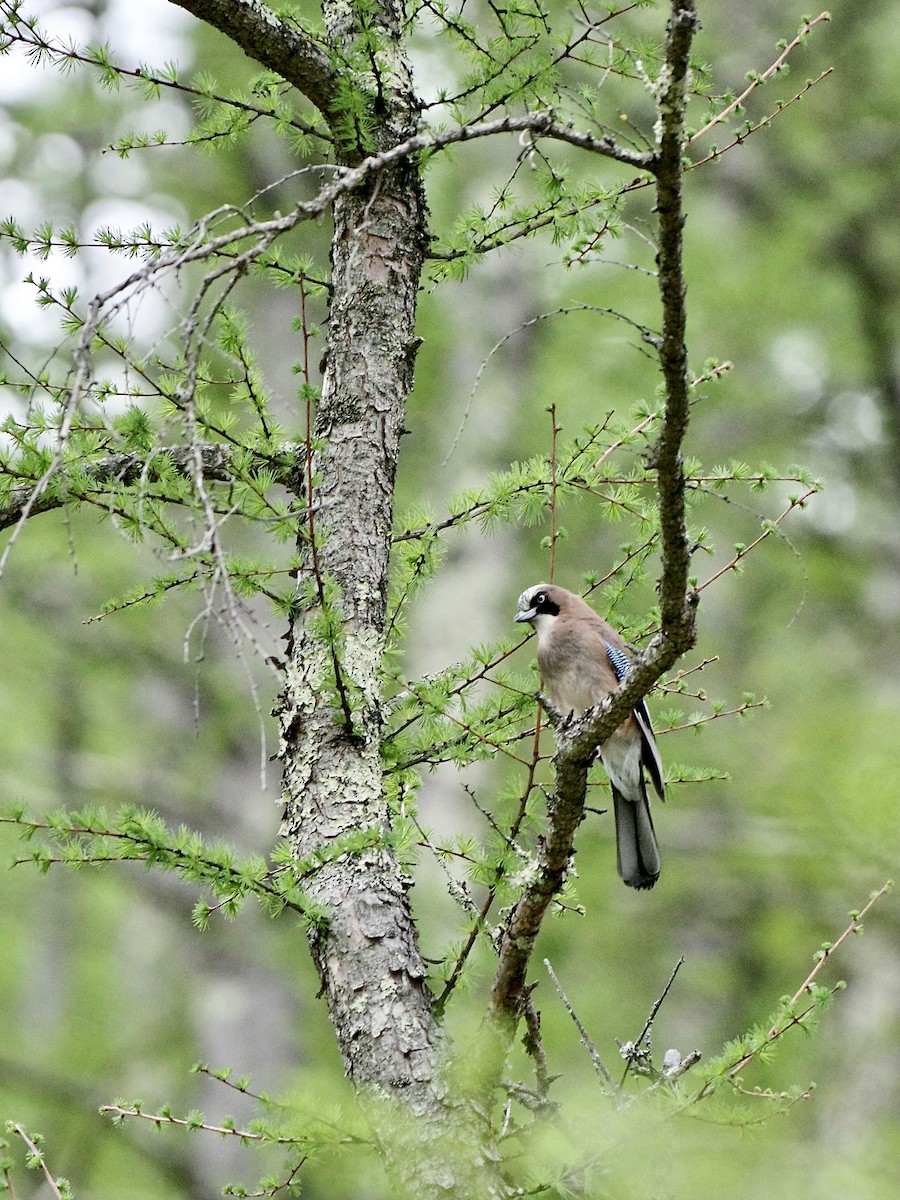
[152,4,503,1190]
[272,0,437,1074]
[277,150,440,1100]
[168,0,341,123]
[249,0,508,1192]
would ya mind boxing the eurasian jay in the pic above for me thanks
[515,583,664,889]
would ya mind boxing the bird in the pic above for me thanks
[515,583,664,889]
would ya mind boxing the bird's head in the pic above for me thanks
[515,583,563,631]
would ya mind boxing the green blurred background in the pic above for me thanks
[0,1,897,1197]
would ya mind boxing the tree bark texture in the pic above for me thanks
[273,0,439,1090]
[164,4,505,1188]
[269,7,510,1188]
[278,157,438,1099]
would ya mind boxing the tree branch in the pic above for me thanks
[167,0,342,124]
[688,13,831,146]
[0,443,304,533]
[490,0,700,1032]
[23,111,647,328]
[10,1125,67,1200]
[650,0,702,639]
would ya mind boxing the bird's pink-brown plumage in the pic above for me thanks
[516,583,664,888]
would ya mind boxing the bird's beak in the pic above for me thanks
[515,606,536,623]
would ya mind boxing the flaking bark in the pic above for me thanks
[277,155,439,1102]
[264,1,506,1192]
[274,0,435,1090]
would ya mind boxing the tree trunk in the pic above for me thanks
[276,3,505,1193]
[279,156,437,1098]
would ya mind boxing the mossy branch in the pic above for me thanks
[490,0,701,1033]
[167,0,342,127]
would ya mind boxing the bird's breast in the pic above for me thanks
[537,632,619,716]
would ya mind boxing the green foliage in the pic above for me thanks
[0,803,328,928]
[1,1,892,1198]
[1,1123,74,1199]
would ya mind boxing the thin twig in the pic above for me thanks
[11,1126,65,1200]
[697,881,894,1094]
[545,959,617,1094]
[99,1105,304,1145]
[764,882,893,1042]
[522,994,552,1098]
[621,957,685,1085]
[690,69,834,171]
[695,486,818,593]
[689,14,831,144]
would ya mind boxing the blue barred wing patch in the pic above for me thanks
[605,642,631,682]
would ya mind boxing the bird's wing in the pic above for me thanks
[603,637,665,802]
[634,699,665,802]
[604,641,631,683]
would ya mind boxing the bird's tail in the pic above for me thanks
[612,784,660,889]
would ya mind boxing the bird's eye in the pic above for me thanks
[534,592,546,606]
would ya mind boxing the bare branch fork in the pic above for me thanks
[491,0,701,1029]
[689,12,832,145]
[0,103,647,556]
[14,112,649,288]
[0,112,652,560]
